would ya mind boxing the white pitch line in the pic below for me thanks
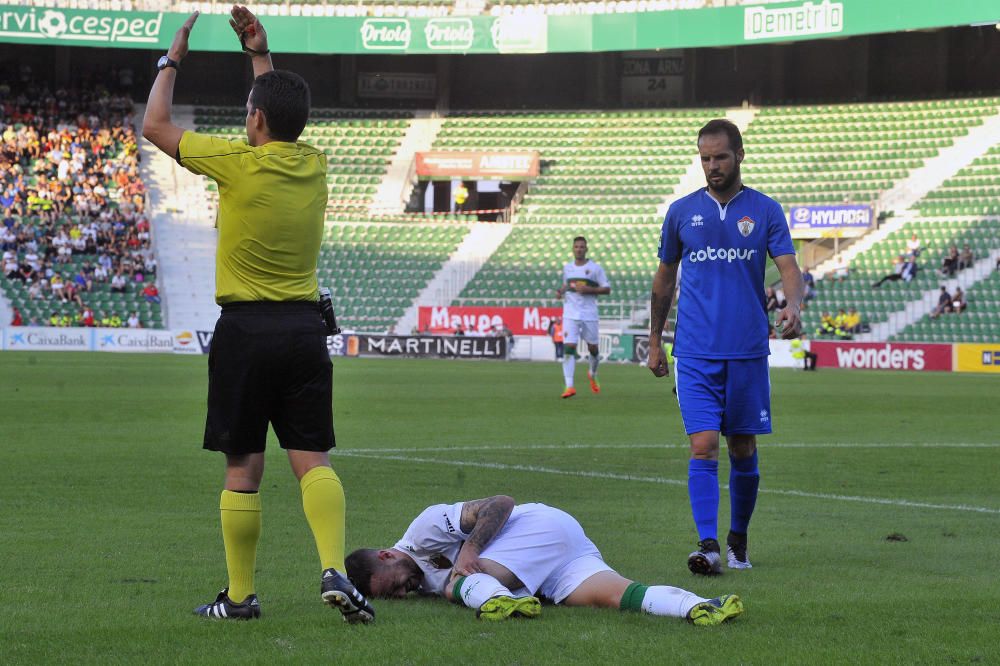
[335,450,1000,515]
[338,442,1000,454]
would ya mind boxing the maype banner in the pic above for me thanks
[415,151,540,181]
[811,341,952,371]
[419,306,561,336]
[787,205,873,239]
[954,343,1000,374]
[347,334,508,359]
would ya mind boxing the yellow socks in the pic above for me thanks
[220,490,261,604]
[300,465,347,573]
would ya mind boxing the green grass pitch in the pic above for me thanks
[2,352,998,664]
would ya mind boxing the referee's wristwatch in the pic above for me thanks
[157,55,180,71]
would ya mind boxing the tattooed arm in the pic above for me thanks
[454,495,515,576]
[647,261,679,377]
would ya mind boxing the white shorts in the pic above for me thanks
[562,319,599,347]
[479,503,613,604]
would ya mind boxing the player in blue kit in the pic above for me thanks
[647,119,804,575]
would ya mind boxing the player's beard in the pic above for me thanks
[707,165,740,193]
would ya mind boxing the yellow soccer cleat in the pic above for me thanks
[561,387,577,399]
[476,595,542,621]
[687,594,744,627]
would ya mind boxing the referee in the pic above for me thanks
[142,7,374,623]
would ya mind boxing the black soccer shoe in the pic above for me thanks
[193,588,261,620]
[321,568,375,624]
[687,538,723,576]
[727,531,753,570]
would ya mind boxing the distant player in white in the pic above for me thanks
[345,495,743,626]
[555,236,611,398]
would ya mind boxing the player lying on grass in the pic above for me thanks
[345,495,743,626]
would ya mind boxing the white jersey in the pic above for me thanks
[561,260,609,322]
[392,501,610,603]
[392,502,468,597]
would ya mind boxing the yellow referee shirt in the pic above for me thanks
[178,131,328,304]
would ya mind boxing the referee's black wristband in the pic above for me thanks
[239,33,270,56]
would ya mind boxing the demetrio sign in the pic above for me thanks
[0,0,996,54]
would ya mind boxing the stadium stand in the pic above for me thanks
[192,107,479,331]
[435,109,716,226]
[437,108,720,321]
[193,106,412,215]
[916,144,1000,217]
[0,81,162,328]
[741,98,1000,211]
[320,222,469,331]
[801,215,1000,337]
[458,225,650,320]
[891,268,1000,343]
[172,97,1000,335]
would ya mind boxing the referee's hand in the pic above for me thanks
[167,11,199,62]
[230,5,268,53]
[647,343,669,377]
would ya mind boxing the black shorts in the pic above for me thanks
[203,301,334,454]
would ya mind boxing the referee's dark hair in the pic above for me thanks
[250,70,311,142]
[698,118,743,153]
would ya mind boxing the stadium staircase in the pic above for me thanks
[0,290,11,326]
[369,111,444,215]
[862,247,1000,342]
[878,107,1000,215]
[890,259,1000,343]
[137,104,221,331]
[395,221,513,333]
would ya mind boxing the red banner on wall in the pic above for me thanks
[415,151,540,180]
[418,306,561,336]
[811,341,953,371]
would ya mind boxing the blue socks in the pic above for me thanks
[729,451,760,535]
[687,459,719,541]
[689,452,761,541]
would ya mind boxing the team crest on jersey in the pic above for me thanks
[737,216,756,237]
[429,554,453,570]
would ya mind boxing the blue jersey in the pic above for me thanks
[658,186,794,359]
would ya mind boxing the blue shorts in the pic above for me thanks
[674,356,772,436]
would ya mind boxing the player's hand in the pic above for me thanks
[230,5,268,53]
[647,341,669,377]
[167,12,199,62]
[776,305,802,339]
[454,543,483,576]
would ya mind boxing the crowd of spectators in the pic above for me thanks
[930,285,967,319]
[0,73,156,327]
[815,307,864,339]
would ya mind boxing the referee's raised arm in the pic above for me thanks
[229,4,274,77]
[141,11,199,158]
